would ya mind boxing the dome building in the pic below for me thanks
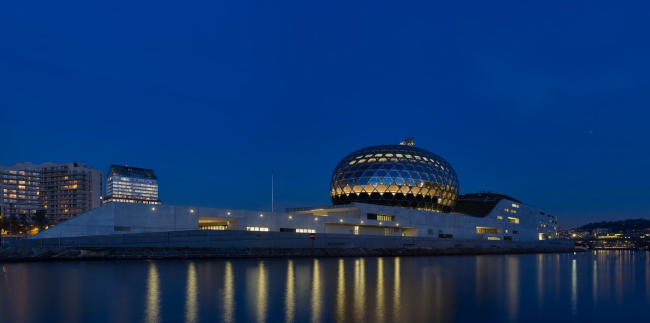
[330,138,459,212]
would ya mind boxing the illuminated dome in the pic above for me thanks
[330,138,459,213]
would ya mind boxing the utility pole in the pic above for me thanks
[271,170,274,213]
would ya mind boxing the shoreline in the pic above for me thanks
[0,246,579,262]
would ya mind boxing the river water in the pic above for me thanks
[0,251,648,322]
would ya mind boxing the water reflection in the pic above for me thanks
[592,260,598,305]
[571,258,577,315]
[376,258,385,323]
[285,260,295,323]
[354,258,366,322]
[311,259,322,323]
[332,259,344,322]
[393,257,400,322]
[185,261,198,323]
[1,252,650,322]
[506,256,519,321]
[145,262,160,323]
[223,261,235,323]
[256,261,268,323]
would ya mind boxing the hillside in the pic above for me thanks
[576,219,650,232]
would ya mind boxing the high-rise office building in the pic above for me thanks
[0,162,103,224]
[104,165,160,205]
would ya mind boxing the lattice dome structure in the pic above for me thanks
[330,139,459,213]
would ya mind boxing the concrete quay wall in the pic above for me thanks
[7,230,574,250]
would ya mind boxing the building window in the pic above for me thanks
[354,226,359,235]
[476,227,500,234]
[497,216,503,220]
[488,237,501,240]
[296,229,315,233]
[508,217,519,224]
[279,228,315,233]
[200,225,227,230]
[246,227,269,232]
[513,231,519,234]
[510,210,517,214]
[367,213,395,222]
[504,208,509,212]
[504,236,513,241]
[428,229,433,235]
[512,203,519,208]
[114,226,131,232]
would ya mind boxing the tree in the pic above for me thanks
[33,210,49,232]
[0,214,9,234]
[8,215,18,235]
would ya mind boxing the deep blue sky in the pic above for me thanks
[1,1,649,229]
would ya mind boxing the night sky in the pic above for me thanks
[1,1,649,229]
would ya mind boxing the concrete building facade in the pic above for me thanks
[33,197,558,242]
[0,162,103,224]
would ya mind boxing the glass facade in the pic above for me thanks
[105,165,161,205]
[330,143,459,213]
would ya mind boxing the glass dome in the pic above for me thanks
[330,140,459,213]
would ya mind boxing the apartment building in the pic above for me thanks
[0,162,103,223]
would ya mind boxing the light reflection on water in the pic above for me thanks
[0,251,649,322]
[145,262,160,323]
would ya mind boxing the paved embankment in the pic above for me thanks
[0,246,578,262]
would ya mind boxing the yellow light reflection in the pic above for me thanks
[256,261,268,323]
[185,261,198,323]
[376,258,385,323]
[646,254,650,304]
[506,256,519,321]
[592,260,598,305]
[536,254,543,307]
[336,259,346,322]
[285,260,295,323]
[223,261,235,323]
[311,259,322,323]
[393,257,401,322]
[145,262,160,323]
[354,258,366,322]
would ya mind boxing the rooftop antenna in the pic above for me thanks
[271,170,274,213]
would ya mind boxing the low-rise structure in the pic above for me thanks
[31,139,562,245]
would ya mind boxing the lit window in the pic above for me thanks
[497,216,503,220]
[246,227,269,232]
[508,217,519,224]
[504,208,509,212]
[488,237,501,240]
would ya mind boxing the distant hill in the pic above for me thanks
[576,219,650,232]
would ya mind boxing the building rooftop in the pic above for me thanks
[452,192,521,218]
[108,165,158,180]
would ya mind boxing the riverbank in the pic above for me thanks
[0,246,579,262]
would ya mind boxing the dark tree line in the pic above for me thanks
[1,209,53,235]
[575,219,650,233]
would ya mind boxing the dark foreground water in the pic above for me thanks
[0,251,648,322]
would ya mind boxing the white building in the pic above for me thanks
[30,139,561,242]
